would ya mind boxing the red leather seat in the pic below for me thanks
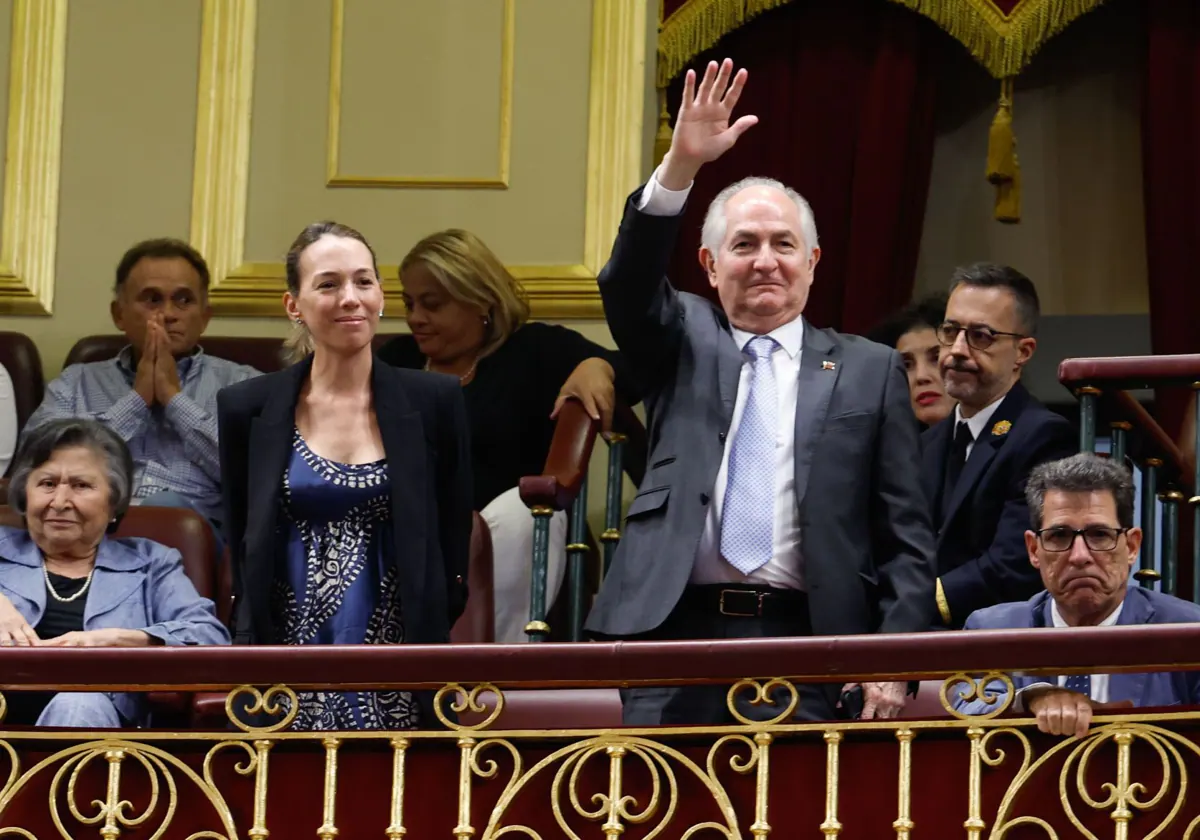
[63,334,404,373]
[899,680,954,719]
[65,335,288,373]
[0,505,216,597]
[0,332,44,436]
[459,688,623,729]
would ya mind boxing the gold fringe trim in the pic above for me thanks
[885,0,1109,79]
[658,0,1109,85]
[657,0,791,87]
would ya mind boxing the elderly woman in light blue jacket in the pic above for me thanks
[0,418,229,728]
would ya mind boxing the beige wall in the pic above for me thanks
[0,0,651,532]
[916,0,1147,316]
[0,0,654,373]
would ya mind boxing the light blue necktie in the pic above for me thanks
[720,335,779,575]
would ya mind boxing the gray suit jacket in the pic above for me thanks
[0,527,230,723]
[586,189,937,638]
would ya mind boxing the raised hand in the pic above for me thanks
[660,58,758,190]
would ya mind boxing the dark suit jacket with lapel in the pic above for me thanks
[584,188,937,639]
[921,381,1076,627]
[217,354,473,648]
[955,588,1200,715]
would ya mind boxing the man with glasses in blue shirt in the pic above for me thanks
[954,453,1200,735]
[920,263,1075,628]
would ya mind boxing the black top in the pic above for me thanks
[377,322,637,511]
[35,573,87,639]
[7,573,88,726]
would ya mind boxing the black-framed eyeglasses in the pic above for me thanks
[937,321,1026,351]
[1035,526,1128,553]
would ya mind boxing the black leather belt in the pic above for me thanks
[682,585,809,620]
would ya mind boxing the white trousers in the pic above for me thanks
[481,487,568,643]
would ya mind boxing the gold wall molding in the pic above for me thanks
[0,0,68,316]
[189,0,257,299]
[325,0,515,190]
[195,0,648,319]
[583,0,649,274]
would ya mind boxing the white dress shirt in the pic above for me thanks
[1017,600,1125,708]
[955,395,1005,459]
[638,169,806,590]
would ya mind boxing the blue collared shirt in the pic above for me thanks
[24,346,261,521]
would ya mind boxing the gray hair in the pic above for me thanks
[1025,453,1135,530]
[9,419,134,531]
[701,176,820,256]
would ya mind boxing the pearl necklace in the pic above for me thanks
[424,357,479,385]
[43,564,95,603]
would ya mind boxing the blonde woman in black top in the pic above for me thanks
[378,229,637,642]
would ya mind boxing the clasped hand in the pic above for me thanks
[0,593,149,647]
[134,315,182,407]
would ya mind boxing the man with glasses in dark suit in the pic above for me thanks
[920,263,1075,628]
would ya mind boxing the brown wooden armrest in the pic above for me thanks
[519,400,599,511]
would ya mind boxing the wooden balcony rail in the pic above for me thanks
[2,624,1200,690]
[1,632,1200,838]
[1058,352,1200,391]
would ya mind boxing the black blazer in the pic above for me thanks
[216,355,472,646]
[920,381,1076,627]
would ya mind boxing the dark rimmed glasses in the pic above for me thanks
[937,321,1026,351]
[1034,526,1128,553]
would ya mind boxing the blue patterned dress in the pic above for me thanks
[272,429,418,731]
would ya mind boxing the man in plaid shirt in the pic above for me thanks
[24,239,261,534]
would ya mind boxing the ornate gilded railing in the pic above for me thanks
[519,399,646,642]
[2,628,1200,837]
[1060,354,1200,598]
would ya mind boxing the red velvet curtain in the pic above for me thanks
[1143,0,1200,438]
[661,0,940,334]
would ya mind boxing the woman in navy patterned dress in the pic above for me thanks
[218,222,473,731]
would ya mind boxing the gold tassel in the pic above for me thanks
[994,162,1021,224]
[653,88,672,166]
[986,77,1017,184]
[986,77,1020,223]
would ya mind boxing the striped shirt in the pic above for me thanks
[24,346,261,521]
